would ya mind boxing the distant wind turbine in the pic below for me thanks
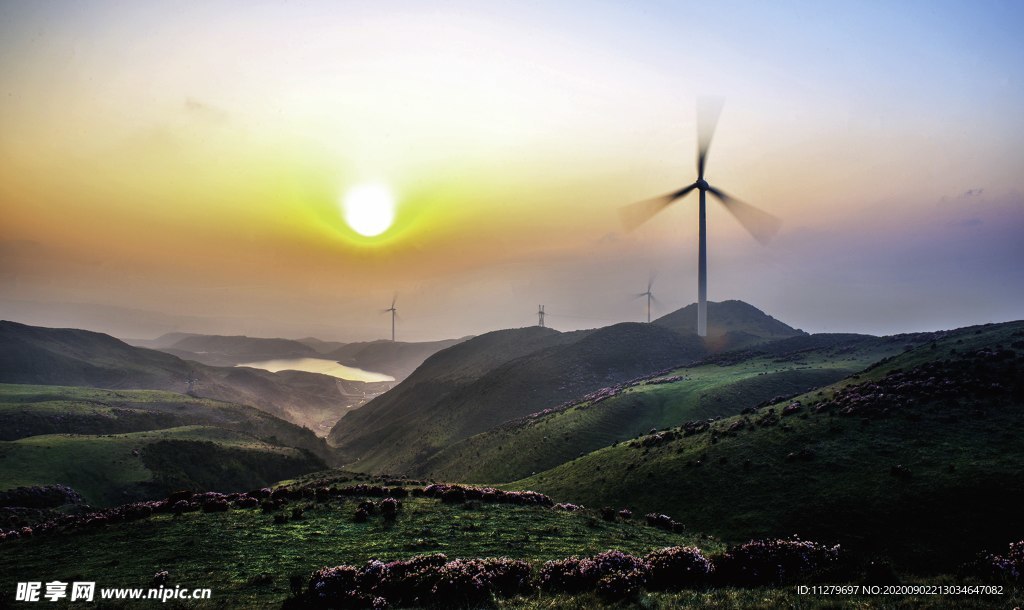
[635,275,658,324]
[384,295,398,342]
[620,98,781,337]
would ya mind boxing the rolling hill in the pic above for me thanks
[329,301,800,475]
[0,384,334,505]
[0,321,351,431]
[140,334,321,367]
[654,299,806,341]
[419,333,911,483]
[133,332,469,381]
[325,337,471,379]
[514,320,1024,569]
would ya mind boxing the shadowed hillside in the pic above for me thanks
[516,320,1024,569]
[654,300,805,341]
[420,333,911,483]
[330,302,809,476]
[0,384,334,505]
[0,321,349,431]
[326,337,471,379]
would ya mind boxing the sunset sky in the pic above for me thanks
[2,0,1022,341]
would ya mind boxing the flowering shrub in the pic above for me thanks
[301,554,531,608]
[380,498,401,521]
[540,550,646,594]
[538,557,590,593]
[713,537,842,586]
[980,540,1023,583]
[421,484,553,507]
[429,558,532,606]
[554,503,584,512]
[596,568,646,602]
[645,513,677,531]
[643,546,714,590]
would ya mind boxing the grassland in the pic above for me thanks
[515,321,1024,571]
[422,334,907,482]
[0,492,709,608]
[0,385,332,505]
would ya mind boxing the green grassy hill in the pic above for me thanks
[329,303,818,477]
[0,426,325,506]
[0,385,334,505]
[0,321,351,431]
[420,333,909,482]
[329,323,709,474]
[514,320,1024,570]
[0,478,706,608]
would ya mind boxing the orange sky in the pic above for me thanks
[1,1,1022,340]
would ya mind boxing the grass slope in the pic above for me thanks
[515,320,1024,570]
[0,321,351,431]
[0,426,324,506]
[330,324,708,475]
[0,483,707,608]
[422,334,908,482]
[0,385,334,505]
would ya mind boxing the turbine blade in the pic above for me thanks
[697,96,724,181]
[391,293,397,309]
[619,183,697,231]
[707,186,782,244]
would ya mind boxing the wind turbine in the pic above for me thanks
[620,98,781,337]
[384,295,398,342]
[635,275,657,324]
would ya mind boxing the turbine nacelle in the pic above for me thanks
[696,178,710,191]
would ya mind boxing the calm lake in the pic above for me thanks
[237,358,395,382]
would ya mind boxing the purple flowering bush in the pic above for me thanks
[539,550,647,594]
[644,546,714,590]
[299,554,532,608]
[980,540,1023,583]
[713,537,842,586]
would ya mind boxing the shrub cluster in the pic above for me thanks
[979,540,1023,583]
[421,485,553,507]
[811,348,1022,419]
[645,512,684,532]
[713,537,842,586]
[296,554,532,609]
[0,484,84,509]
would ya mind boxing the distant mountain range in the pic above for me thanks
[328,301,806,474]
[0,321,350,433]
[131,332,469,380]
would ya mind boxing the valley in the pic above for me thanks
[1,306,1022,607]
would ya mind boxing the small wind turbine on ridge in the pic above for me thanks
[384,294,398,342]
[635,275,658,324]
[620,98,781,337]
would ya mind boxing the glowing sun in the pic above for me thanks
[342,184,395,237]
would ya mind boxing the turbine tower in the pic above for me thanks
[537,305,545,328]
[620,99,781,337]
[635,276,657,323]
[384,295,397,342]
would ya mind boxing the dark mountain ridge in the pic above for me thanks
[0,321,347,432]
[329,301,797,475]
